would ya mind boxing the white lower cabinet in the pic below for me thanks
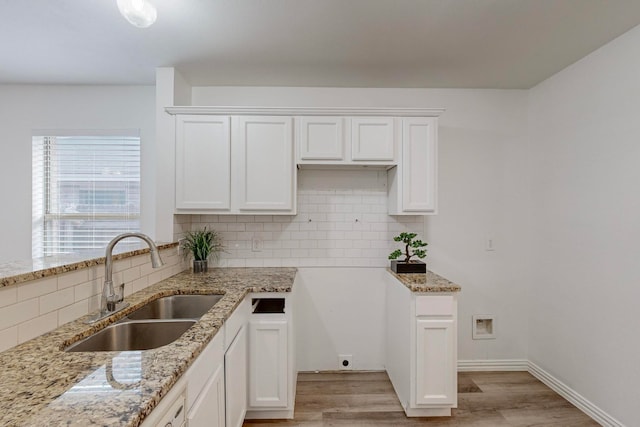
[187,363,225,426]
[248,319,288,407]
[146,390,186,427]
[186,328,225,427]
[225,324,248,427]
[385,272,457,417]
[415,318,456,406]
[246,294,296,419]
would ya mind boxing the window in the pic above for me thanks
[32,134,141,257]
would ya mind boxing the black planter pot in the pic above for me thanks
[193,260,208,273]
[390,260,426,274]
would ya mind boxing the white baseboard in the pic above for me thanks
[457,359,624,427]
[457,359,528,371]
[527,361,624,427]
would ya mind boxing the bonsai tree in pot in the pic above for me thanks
[181,227,224,273]
[388,232,428,274]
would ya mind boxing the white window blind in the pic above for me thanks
[32,135,141,257]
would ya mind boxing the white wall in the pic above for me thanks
[155,68,193,242]
[0,85,156,262]
[294,267,387,371]
[191,86,531,363]
[528,24,640,427]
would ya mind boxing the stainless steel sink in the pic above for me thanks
[126,294,223,320]
[65,320,196,352]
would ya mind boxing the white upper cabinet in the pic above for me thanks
[297,116,344,161]
[388,117,438,215]
[168,107,442,216]
[174,114,296,215]
[234,116,295,212]
[296,116,397,165]
[175,115,231,211]
[351,117,396,161]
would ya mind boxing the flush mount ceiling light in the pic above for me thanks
[117,0,157,28]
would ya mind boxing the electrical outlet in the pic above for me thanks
[251,236,262,252]
[338,354,353,370]
[177,238,186,257]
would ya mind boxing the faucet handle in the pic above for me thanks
[116,283,125,303]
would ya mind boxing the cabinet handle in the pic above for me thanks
[174,404,184,419]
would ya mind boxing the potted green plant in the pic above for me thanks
[181,227,224,273]
[388,232,428,274]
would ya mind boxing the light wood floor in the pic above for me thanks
[243,371,600,426]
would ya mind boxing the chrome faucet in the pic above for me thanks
[87,232,164,323]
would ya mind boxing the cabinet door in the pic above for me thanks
[415,318,455,405]
[175,115,231,210]
[187,363,225,427]
[249,320,288,407]
[297,117,344,160]
[234,116,294,211]
[225,324,248,427]
[351,117,395,161]
[401,117,437,213]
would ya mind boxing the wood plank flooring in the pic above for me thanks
[243,371,600,426]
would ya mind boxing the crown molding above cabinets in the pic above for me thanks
[169,106,443,216]
[165,106,445,117]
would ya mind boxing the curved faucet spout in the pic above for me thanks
[102,232,164,314]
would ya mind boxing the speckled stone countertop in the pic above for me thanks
[0,267,296,427]
[387,269,461,292]
[0,242,178,288]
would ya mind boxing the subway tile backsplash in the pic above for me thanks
[176,184,424,268]
[0,246,185,352]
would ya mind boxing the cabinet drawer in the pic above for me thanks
[415,295,454,316]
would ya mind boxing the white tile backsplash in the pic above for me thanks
[0,327,18,353]
[178,171,424,268]
[18,311,57,343]
[57,269,90,290]
[39,288,74,315]
[0,299,39,330]
[16,277,57,301]
[0,284,18,308]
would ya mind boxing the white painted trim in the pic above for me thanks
[457,359,528,371]
[244,409,294,420]
[457,360,624,426]
[165,106,446,117]
[404,407,451,417]
[527,361,625,427]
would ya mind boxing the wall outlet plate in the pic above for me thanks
[338,354,353,370]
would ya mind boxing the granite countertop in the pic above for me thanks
[0,267,296,427]
[0,242,178,288]
[388,269,461,292]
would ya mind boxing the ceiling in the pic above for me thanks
[2,0,640,88]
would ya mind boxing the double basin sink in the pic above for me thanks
[66,294,223,352]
